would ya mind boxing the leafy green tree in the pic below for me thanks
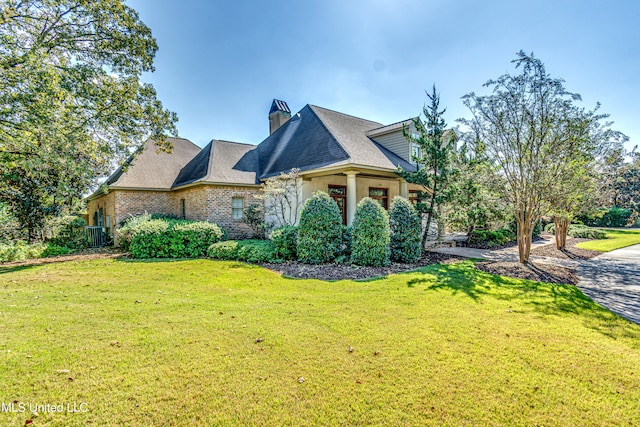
[447,142,507,238]
[0,0,178,239]
[398,85,456,248]
[460,51,625,263]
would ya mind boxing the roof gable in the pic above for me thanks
[107,137,201,189]
[254,105,350,178]
[173,140,257,188]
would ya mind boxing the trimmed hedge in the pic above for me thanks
[297,192,343,264]
[208,240,279,263]
[469,228,516,248]
[546,223,606,239]
[351,197,390,267]
[389,196,422,263]
[128,218,225,258]
[270,226,297,260]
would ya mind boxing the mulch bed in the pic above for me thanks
[259,252,464,281]
[530,237,602,260]
[475,260,579,285]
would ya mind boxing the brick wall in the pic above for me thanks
[114,190,175,226]
[204,186,263,239]
[89,185,264,244]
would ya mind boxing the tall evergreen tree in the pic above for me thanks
[398,85,456,248]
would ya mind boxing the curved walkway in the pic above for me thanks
[431,240,640,325]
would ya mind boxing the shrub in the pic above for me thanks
[389,196,422,263]
[577,207,632,228]
[117,213,153,249]
[341,225,353,257]
[48,215,88,249]
[244,204,269,238]
[469,228,515,248]
[207,241,241,260]
[128,217,225,258]
[351,197,390,267]
[545,223,605,239]
[0,241,47,262]
[297,192,342,264]
[41,244,74,257]
[569,227,607,239]
[270,226,297,260]
[172,221,226,257]
[208,240,280,263]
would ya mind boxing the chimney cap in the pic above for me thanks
[270,99,291,114]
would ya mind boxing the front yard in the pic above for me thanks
[577,228,640,252]
[1,259,638,426]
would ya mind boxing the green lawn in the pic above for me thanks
[577,228,640,252]
[1,259,639,426]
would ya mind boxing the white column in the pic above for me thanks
[344,171,359,225]
[398,178,408,198]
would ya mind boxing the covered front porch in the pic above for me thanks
[300,165,417,225]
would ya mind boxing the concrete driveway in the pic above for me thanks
[574,245,640,324]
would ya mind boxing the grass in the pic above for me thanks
[577,228,640,252]
[0,259,639,426]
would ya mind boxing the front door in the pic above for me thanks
[328,185,347,225]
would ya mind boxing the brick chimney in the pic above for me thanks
[269,99,291,135]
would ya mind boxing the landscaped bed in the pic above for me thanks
[0,259,638,426]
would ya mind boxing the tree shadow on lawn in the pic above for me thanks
[414,262,640,343]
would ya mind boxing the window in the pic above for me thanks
[328,185,347,224]
[411,142,421,160]
[369,187,388,210]
[232,197,244,220]
[180,199,186,219]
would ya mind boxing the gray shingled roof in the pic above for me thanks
[107,137,201,189]
[253,104,416,178]
[100,104,416,192]
[173,140,257,187]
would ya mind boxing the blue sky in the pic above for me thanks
[129,0,639,151]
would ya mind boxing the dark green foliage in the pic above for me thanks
[208,240,280,263]
[341,225,353,257]
[351,197,390,267]
[546,223,606,239]
[398,85,456,246]
[577,207,633,228]
[41,244,74,257]
[0,1,177,239]
[117,213,152,250]
[569,228,607,239]
[269,226,297,260]
[389,196,422,263]
[127,217,225,258]
[244,204,268,238]
[469,229,516,248]
[297,192,343,264]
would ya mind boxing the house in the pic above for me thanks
[86,100,424,242]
